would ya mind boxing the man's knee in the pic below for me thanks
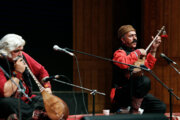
[134,76,151,97]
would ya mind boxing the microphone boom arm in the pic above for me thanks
[169,64,180,74]
[65,47,151,72]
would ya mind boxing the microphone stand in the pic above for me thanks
[169,63,180,74]
[166,62,180,120]
[65,48,180,119]
[52,78,105,116]
[148,70,180,120]
[10,78,32,120]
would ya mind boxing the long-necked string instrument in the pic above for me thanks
[133,26,166,74]
[24,61,69,120]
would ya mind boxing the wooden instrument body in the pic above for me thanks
[41,90,69,120]
[133,57,145,76]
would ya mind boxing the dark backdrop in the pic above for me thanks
[112,0,142,51]
[0,0,73,91]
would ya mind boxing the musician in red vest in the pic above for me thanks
[0,34,51,119]
[110,25,166,114]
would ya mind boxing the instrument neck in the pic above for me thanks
[24,62,45,92]
[145,26,165,52]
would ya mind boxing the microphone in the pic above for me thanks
[43,75,60,82]
[160,53,176,65]
[53,45,74,56]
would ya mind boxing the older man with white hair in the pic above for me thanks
[0,34,51,119]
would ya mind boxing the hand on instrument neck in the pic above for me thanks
[138,49,147,56]
[150,36,161,57]
[151,36,161,49]
[14,57,26,73]
[44,88,52,94]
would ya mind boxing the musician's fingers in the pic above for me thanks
[15,57,23,63]
[17,58,27,65]
[45,88,52,94]
[19,58,23,62]
[139,49,147,56]
[157,39,161,44]
[151,36,154,39]
[157,36,161,40]
[155,37,161,43]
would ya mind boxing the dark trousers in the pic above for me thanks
[141,94,166,113]
[0,95,45,120]
[112,75,166,113]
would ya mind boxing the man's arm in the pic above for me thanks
[149,36,162,57]
[3,77,19,97]
[113,49,144,69]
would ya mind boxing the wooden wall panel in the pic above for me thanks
[142,0,180,112]
[73,0,113,113]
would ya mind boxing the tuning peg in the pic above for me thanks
[161,30,168,38]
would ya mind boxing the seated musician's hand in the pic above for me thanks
[151,36,161,51]
[14,57,26,73]
[138,49,147,56]
[45,88,52,94]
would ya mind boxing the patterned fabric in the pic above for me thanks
[7,114,18,120]
[165,113,180,120]
[6,110,49,120]
[32,110,49,120]
[130,97,143,113]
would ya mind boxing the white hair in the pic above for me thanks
[0,34,25,58]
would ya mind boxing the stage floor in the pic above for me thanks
[67,113,180,120]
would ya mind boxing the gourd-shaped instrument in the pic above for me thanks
[25,61,69,120]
